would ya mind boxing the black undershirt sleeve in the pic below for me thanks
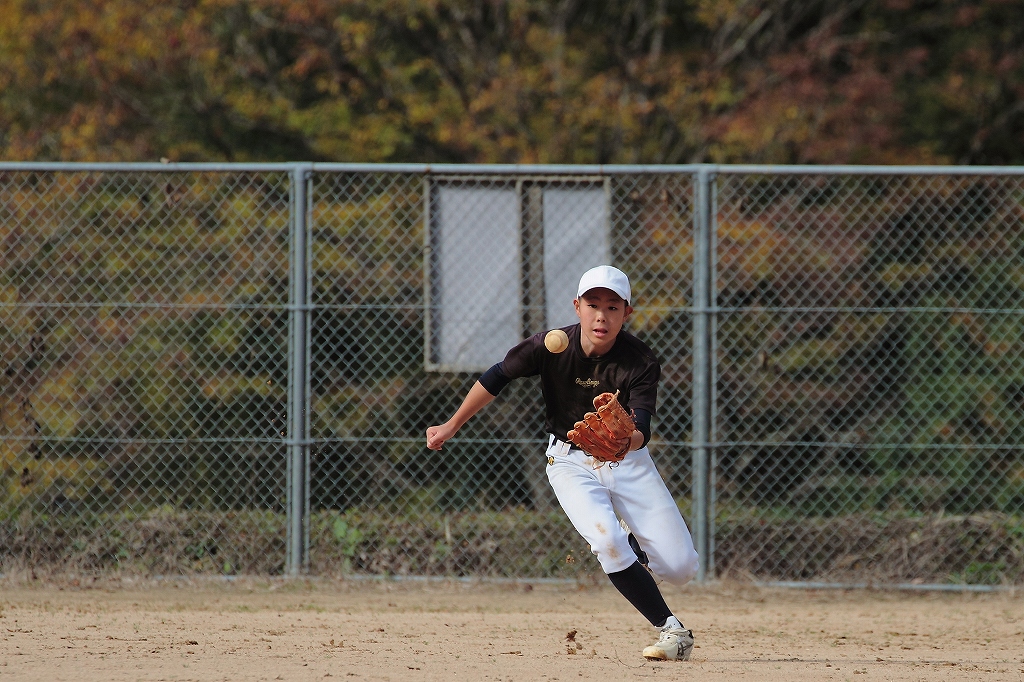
[633,408,652,448]
[478,363,512,396]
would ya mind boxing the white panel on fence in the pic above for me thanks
[432,185,522,370]
[542,184,611,329]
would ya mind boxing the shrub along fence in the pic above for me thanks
[2,162,1023,588]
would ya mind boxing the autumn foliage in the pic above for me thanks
[3,0,1024,164]
[5,2,1024,582]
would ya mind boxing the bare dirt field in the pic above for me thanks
[1,576,1022,681]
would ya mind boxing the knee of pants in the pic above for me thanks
[591,537,636,574]
[656,549,700,586]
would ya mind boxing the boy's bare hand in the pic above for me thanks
[426,423,456,450]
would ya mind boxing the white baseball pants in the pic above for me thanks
[545,437,700,583]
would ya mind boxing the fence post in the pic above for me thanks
[286,164,312,576]
[691,167,714,582]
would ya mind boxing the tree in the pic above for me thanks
[2,1,1024,164]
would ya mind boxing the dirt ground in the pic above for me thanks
[1,577,1022,681]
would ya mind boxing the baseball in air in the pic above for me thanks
[544,329,569,353]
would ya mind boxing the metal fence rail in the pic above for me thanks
[2,162,1022,587]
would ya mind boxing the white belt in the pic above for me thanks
[548,434,584,456]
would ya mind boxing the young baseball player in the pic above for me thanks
[426,265,699,661]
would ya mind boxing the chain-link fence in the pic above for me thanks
[712,170,1024,587]
[0,165,293,576]
[3,163,1023,587]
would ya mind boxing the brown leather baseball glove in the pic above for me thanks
[566,391,636,463]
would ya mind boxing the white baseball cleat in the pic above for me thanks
[642,625,694,661]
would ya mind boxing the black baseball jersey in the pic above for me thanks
[487,324,659,440]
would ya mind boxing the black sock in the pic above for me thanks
[627,533,649,566]
[606,561,673,627]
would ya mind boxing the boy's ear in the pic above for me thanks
[624,304,634,319]
[574,298,581,317]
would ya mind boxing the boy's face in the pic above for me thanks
[574,288,633,351]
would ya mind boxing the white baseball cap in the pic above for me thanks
[576,265,631,304]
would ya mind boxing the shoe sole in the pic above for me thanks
[642,645,693,661]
